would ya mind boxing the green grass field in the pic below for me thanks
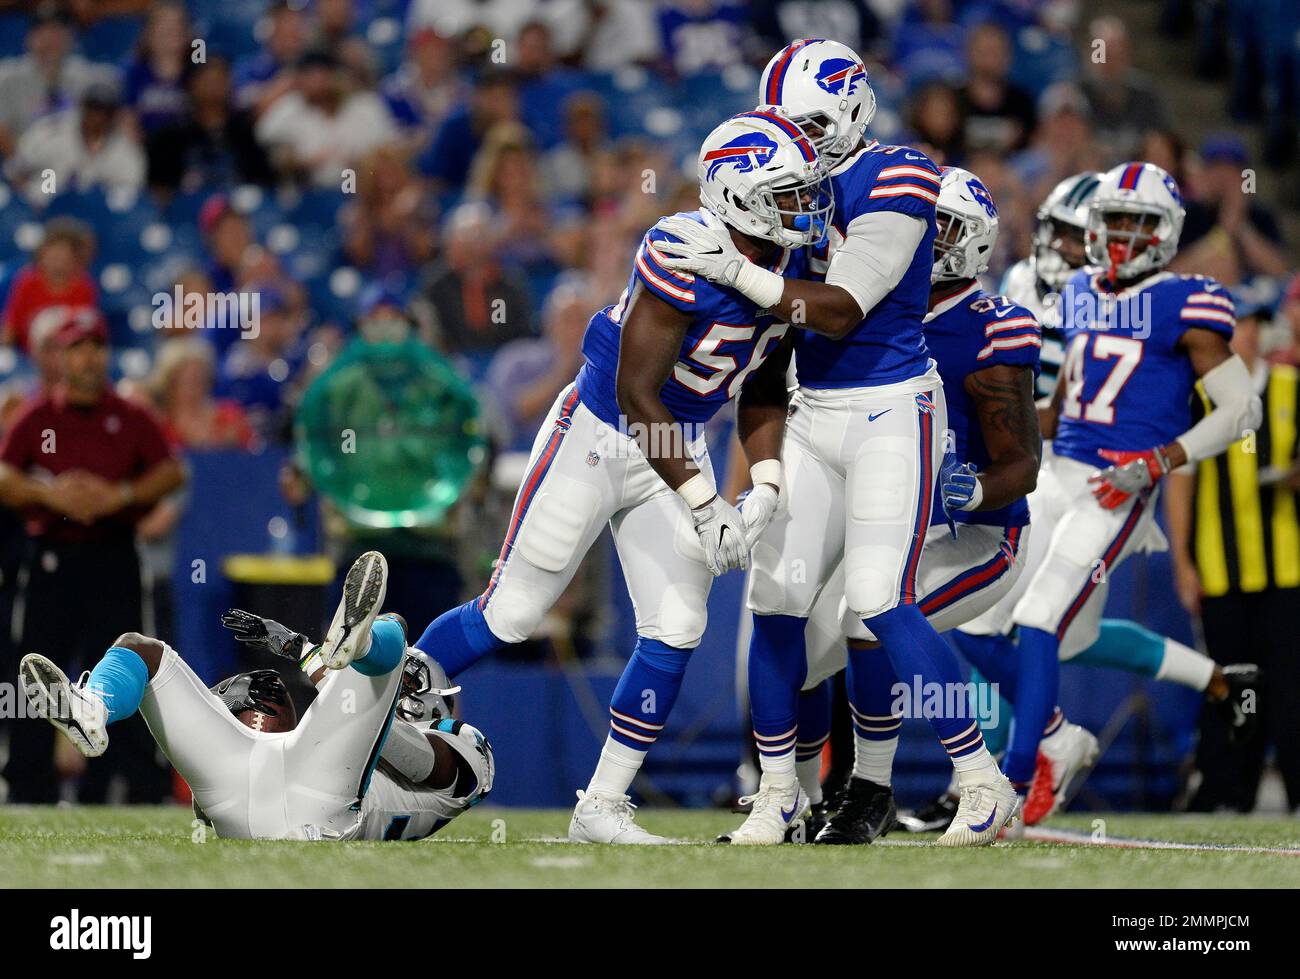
[4,806,1300,888]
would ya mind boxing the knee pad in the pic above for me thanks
[843,543,904,618]
[481,581,547,644]
[640,583,707,649]
[516,478,600,573]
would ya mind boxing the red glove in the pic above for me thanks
[1088,447,1172,509]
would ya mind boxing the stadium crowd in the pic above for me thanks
[0,0,1294,806]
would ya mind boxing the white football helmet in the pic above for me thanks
[697,109,832,248]
[759,38,876,170]
[1033,171,1100,290]
[932,167,1000,283]
[1085,161,1185,280]
[396,649,461,725]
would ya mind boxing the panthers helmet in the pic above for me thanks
[759,38,876,170]
[932,167,1000,283]
[1033,171,1100,290]
[1085,161,1185,280]
[697,109,832,248]
[396,649,460,725]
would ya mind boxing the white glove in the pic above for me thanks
[650,215,786,309]
[738,482,779,549]
[690,494,749,576]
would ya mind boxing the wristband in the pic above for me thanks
[676,473,717,509]
[749,459,783,493]
[732,261,785,310]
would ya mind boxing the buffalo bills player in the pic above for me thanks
[654,40,1018,845]
[411,111,831,844]
[789,168,1042,844]
[948,162,1262,825]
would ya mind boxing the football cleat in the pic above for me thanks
[935,775,1018,846]
[19,654,109,758]
[720,775,809,845]
[1024,721,1100,825]
[1217,664,1260,744]
[787,798,831,843]
[896,791,960,833]
[319,551,389,671]
[568,789,668,844]
[814,777,897,844]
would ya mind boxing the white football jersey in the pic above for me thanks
[355,720,495,841]
[1000,257,1064,402]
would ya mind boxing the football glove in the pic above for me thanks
[690,494,749,576]
[940,457,983,515]
[649,215,748,288]
[1088,447,1172,509]
[738,482,780,550]
[221,608,310,662]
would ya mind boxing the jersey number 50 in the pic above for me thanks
[1060,333,1143,425]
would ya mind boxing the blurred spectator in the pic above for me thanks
[149,336,254,450]
[1009,83,1103,203]
[467,123,554,274]
[340,143,437,279]
[0,309,185,803]
[0,4,118,158]
[122,0,192,134]
[408,0,534,38]
[1174,132,1289,283]
[233,0,310,111]
[314,0,360,55]
[1271,274,1300,368]
[542,0,662,71]
[420,202,534,356]
[749,0,882,58]
[7,81,146,203]
[541,90,610,203]
[381,28,467,142]
[486,275,589,450]
[1140,126,1189,187]
[146,56,274,197]
[1,218,96,353]
[214,286,305,440]
[1081,15,1168,160]
[418,68,518,195]
[255,49,397,188]
[657,0,754,76]
[514,19,585,150]
[906,81,966,165]
[960,21,1036,153]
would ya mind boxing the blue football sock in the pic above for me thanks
[352,616,407,676]
[951,630,1019,699]
[86,647,149,724]
[867,605,987,767]
[1071,619,1164,677]
[1004,626,1060,785]
[748,613,808,773]
[845,642,902,743]
[796,678,833,765]
[606,637,692,751]
[970,668,1012,756]
[415,600,504,678]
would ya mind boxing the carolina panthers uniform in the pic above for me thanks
[803,283,1041,685]
[1001,257,1067,402]
[966,269,1236,657]
[748,141,949,624]
[476,210,803,655]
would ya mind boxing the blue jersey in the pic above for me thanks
[1053,270,1235,470]
[795,141,940,389]
[576,211,804,430]
[925,284,1041,528]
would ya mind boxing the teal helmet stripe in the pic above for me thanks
[1064,174,1100,209]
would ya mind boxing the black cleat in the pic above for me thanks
[814,777,896,844]
[786,798,832,843]
[895,791,960,833]
[1217,664,1261,744]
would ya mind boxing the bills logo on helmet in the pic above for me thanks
[815,58,866,96]
[703,132,778,179]
[967,178,998,218]
[1162,172,1183,205]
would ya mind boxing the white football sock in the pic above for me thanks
[852,734,897,786]
[587,737,646,797]
[1156,638,1216,691]
[795,755,824,804]
[759,749,797,787]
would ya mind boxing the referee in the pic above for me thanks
[1167,297,1300,813]
[0,309,186,802]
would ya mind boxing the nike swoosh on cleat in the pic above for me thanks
[782,799,801,823]
[967,805,998,834]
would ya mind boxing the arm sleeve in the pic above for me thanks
[1176,354,1263,463]
[824,211,927,318]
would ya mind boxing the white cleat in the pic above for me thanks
[721,775,809,845]
[1025,721,1100,824]
[319,551,389,671]
[936,775,1018,846]
[19,654,109,758]
[568,790,668,844]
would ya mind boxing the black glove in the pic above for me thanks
[220,609,310,662]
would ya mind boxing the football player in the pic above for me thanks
[410,111,831,843]
[946,162,1262,825]
[789,167,1042,844]
[19,552,493,841]
[654,39,1018,845]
